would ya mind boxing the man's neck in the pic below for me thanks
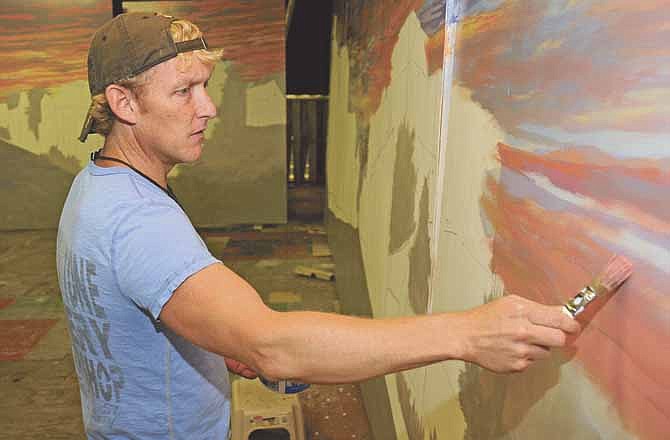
[100,132,171,189]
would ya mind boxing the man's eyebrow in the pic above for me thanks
[171,76,190,88]
[175,75,210,87]
[172,66,213,87]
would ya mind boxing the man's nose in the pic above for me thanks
[197,88,217,119]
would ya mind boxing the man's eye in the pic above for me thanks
[176,87,190,95]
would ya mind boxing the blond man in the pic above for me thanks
[58,12,579,439]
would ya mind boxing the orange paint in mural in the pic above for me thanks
[0,1,110,99]
[339,0,445,119]
[482,142,670,439]
[0,13,34,21]
[0,0,284,100]
[181,0,285,82]
[425,27,445,75]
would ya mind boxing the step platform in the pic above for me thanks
[231,378,305,440]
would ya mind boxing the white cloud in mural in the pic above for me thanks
[605,230,670,274]
[520,122,670,159]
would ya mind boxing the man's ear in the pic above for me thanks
[105,84,139,125]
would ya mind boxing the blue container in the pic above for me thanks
[259,376,310,394]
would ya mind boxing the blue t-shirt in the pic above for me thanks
[57,161,230,439]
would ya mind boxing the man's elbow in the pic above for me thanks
[244,318,301,381]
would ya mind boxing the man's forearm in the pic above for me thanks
[250,310,465,383]
[161,264,580,380]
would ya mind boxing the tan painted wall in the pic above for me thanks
[326,2,447,439]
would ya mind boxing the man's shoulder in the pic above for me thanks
[73,163,177,210]
[64,165,187,242]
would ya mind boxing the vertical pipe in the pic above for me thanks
[291,99,303,183]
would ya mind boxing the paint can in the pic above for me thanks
[259,376,310,394]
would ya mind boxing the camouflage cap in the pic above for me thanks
[79,12,209,142]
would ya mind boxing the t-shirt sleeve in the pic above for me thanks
[111,201,220,319]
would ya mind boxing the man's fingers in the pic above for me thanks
[225,358,242,371]
[526,324,569,348]
[526,343,551,361]
[528,305,581,334]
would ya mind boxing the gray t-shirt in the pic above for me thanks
[57,161,230,439]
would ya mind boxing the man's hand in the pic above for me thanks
[457,294,581,373]
[225,358,258,379]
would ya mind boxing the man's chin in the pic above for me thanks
[182,141,204,163]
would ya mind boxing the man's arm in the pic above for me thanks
[159,263,579,383]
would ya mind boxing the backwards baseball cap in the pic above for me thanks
[79,12,209,142]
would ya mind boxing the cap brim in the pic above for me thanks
[78,102,95,143]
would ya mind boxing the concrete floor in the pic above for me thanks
[0,215,372,439]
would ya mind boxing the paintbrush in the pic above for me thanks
[562,255,633,318]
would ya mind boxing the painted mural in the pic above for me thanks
[0,0,110,229]
[0,0,286,229]
[329,0,669,439]
[327,0,448,439]
[435,1,670,438]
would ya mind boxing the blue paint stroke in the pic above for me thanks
[461,0,505,19]
[447,0,464,24]
[418,0,447,35]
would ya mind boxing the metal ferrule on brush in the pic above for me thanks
[562,285,598,318]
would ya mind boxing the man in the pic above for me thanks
[57,12,580,439]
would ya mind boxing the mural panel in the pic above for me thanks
[329,0,669,439]
[327,0,447,438]
[0,0,286,229]
[0,0,110,229]
[434,1,670,439]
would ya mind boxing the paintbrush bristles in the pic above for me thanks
[593,254,633,295]
[562,254,633,318]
